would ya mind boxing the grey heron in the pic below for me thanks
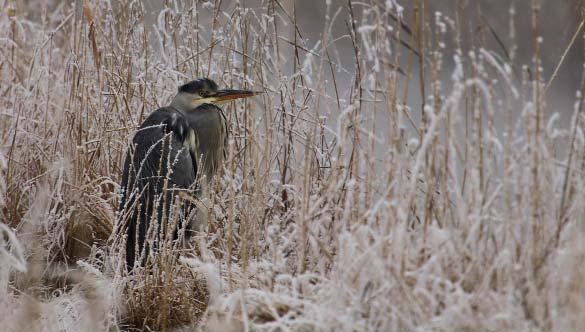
[119,78,259,271]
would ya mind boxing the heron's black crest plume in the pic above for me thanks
[178,78,218,94]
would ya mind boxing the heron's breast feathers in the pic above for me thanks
[184,128,199,160]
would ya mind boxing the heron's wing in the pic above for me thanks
[119,107,196,270]
[127,107,196,190]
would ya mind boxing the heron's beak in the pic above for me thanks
[212,89,261,104]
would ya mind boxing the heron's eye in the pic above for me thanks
[200,91,209,98]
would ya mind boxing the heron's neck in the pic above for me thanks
[170,93,197,113]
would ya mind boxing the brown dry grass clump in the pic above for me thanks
[124,262,209,330]
[64,195,113,264]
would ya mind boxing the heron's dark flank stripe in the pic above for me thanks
[185,128,199,186]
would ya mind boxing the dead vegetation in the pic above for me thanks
[1,0,585,331]
[124,263,209,330]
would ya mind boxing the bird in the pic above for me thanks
[118,78,259,271]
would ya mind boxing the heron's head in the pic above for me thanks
[172,78,259,111]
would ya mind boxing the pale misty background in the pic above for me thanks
[142,0,585,131]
